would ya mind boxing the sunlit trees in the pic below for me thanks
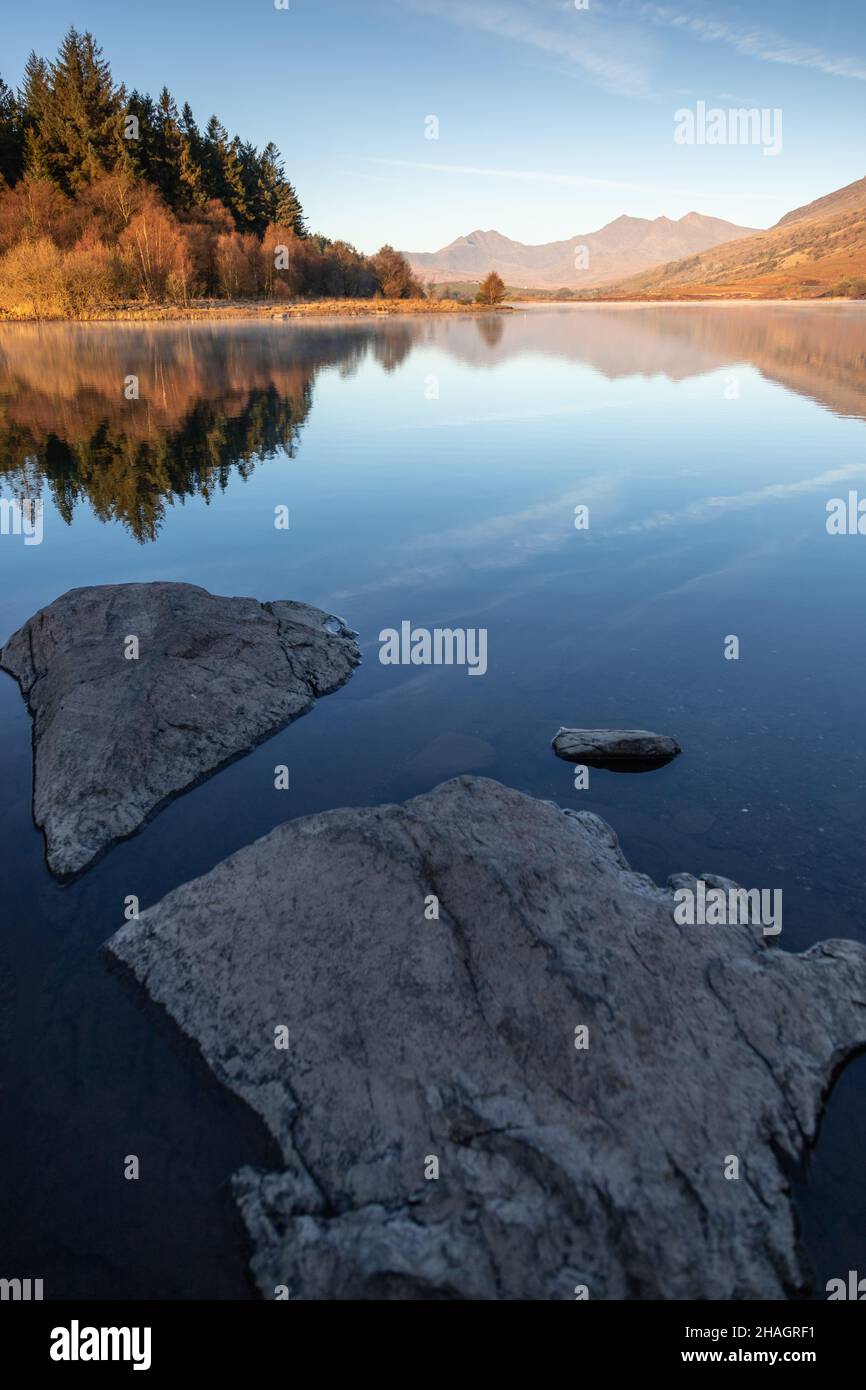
[0,27,429,312]
[29,30,123,194]
[257,143,305,238]
[118,191,192,301]
[214,229,264,298]
[369,244,424,298]
[477,271,506,305]
[2,28,308,240]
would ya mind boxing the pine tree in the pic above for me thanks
[125,91,161,184]
[202,115,230,205]
[237,140,264,232]
[36,28,123,192]
[20,53,53,179]
[150,87,183,206]
[226,134,256,230]
[0,77,25,187]
[259,142,306,236]
[177,103,206,209]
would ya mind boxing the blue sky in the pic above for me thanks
[3,0,865,252]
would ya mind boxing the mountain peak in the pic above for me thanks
[591,175,866,299]
[405,210,760,289]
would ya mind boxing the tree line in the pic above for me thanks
[0,29,423,314]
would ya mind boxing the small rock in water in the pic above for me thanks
[552,727,681,771]
[0,582,361,878]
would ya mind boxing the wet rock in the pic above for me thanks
[666,872,741,894]
[0,583,360,877]
[552,727,681,770]
[107,776,866,1300]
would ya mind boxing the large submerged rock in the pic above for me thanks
[0,583,360,877]
[107,776,866,1300]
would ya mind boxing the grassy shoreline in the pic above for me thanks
[1,295,861,325]
[0,297,512,324]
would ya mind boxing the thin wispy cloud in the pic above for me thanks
[363,158,671,193]
[332,477,619,601]
[639,4,866,83]
[409,0,866,96]
[409,0,657,97]
[361,157,780,202]
[611,465,866,536]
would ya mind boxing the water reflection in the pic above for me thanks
[1,302,866,1299]
[0,305,864,544]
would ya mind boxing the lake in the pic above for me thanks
[1,303,865,1298]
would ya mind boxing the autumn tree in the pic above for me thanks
[0,173,76,252]
[476,271,506,305]
[3,28,308,240]
[0,28,422,312]
[118,189,191,300]
[369,244,423,299]
[214,229,264,298]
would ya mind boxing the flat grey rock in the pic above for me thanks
[552,727,681,770]
[107,776,866,1300]
[0,583,360,877]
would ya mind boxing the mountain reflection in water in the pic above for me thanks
[1,304,865,542]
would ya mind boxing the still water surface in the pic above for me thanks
[1,305,864,1297]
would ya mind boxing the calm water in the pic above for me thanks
[1,304,865,1298]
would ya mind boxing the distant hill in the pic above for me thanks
[587,176,866,300]
[405,213,758,290]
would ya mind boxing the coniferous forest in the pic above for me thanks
[0,29,423,315]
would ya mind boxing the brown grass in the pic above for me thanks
[0,296,511,323]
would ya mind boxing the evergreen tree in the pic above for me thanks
[177,102,206,209]
[238,139,264,232]
[20,53,53,179]
[259,142,306,236]
[202,114,230,205]
[0,78,25,186]
[150,87,183,206]
[36,28,123,192]
[118,89,156,183]
[1,29,324,308]
[226,134,256,229]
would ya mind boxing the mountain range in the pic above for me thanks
[405,175,866,299]
[405,213,758,290]
[588,175,866,300]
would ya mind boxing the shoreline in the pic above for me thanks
[0,296,862,325]
[0,297,512,325]
[513,295,862,308]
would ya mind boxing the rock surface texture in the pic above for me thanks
[107,776,866,1300]
[552,727,682,769]
[0,583,360,877]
